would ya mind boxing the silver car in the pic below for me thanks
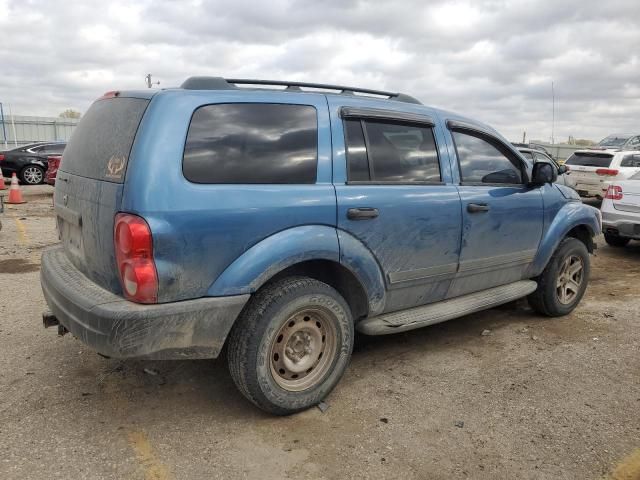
[601,170,640,247]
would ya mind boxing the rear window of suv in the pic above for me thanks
[61,97,149,183]
[183,103,318,184]
[565,152,613,168]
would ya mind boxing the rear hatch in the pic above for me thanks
[612,180,640,214]
[565,151,614,190]
[55,96,149,293]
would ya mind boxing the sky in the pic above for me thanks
[0,0,638,143]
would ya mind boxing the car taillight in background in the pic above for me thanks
[46,155,62,185]
[604,185,623,200]
[596,168,619,176]
[0,154,5,162]
[114,213,158,304]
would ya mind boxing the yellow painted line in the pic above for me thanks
[606,448,640,480]
[13,215,29,245]
[127,430,172,480]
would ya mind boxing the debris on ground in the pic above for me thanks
[481,329,492,336]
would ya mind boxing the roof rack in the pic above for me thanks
[180,76,422,105]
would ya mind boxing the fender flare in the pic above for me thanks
[207,225,387,316]
[528,202,600,277]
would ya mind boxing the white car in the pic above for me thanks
[565,150,640,199]
[601,171,640,247]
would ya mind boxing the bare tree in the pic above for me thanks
[59,109,81,119]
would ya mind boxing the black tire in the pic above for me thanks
[604,233,630,247]
[227,276,354,415]
[528,237,590,317]
[19,165,45,185]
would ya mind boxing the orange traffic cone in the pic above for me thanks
[7,173,26,204]
[0,166,5,190]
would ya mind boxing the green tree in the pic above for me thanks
[59,109,81,119]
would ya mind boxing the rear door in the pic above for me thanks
[55,96,149,292]
[565,151,614,195]
[330,100,462,312]
[446,122,544,298]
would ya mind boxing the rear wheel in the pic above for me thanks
[528,237,590,317]
[604,233,630,247]
[227,276,354,415]
[20,165,45,185]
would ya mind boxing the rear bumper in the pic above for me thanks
[575,181,608,197]
[602,210,640,239]
[40,246,249,359]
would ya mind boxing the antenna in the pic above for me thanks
[145,74,160,88]
[551,80,555,145]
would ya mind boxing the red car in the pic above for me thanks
[45,155,62,185]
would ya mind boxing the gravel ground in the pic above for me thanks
[0,186,638,480]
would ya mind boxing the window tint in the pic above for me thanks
[621,154,640,167]
[344,119,441,183]
[453,131,523,184]
[533,152,552,163]
[565,153,613,168]
[61,97,149,183]
[183,104,317,184]
[520,151,534,160]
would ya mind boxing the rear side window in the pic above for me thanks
[61,98,149,183]
[344,119,441,183]
[565,153,613,168]
[620,154,640,167]
[183,104,318,184]
[452,130,523,184]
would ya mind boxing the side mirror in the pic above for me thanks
[531,162,557,185]
[557,165,568,175]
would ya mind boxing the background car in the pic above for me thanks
[564,150,640,198]
[45,155,62,185]
[0,142,66,185]
[595,133,640,150]
[517,146,576,190]
[601,171,640,247]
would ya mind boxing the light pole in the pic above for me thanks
[0,102,7,150]
[551,81,555,145]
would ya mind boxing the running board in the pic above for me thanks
[357,280,537,335]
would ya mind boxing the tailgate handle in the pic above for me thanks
[347,207,379,220]
[467,203,490,213]
[56,204,82,227]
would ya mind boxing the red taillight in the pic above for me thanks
[0,154,4,162]
[596,168,619,176]
[605,185,623,200]
[114,213,158,303]
[47,155,61,166]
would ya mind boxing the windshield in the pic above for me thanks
[598,135,632,147]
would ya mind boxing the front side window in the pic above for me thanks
[452,130,523,184]
[183,103,318,184]
[344,119,441,183]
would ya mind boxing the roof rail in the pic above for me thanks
[180,76,422,105]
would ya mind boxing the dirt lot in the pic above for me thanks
[0,185,639,480]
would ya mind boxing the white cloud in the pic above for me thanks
[0,0,639,142]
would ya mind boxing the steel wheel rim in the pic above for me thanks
[269,307,337,392]
[23,166,42,184]
[556,254,584,305]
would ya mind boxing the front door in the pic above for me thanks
[330,101,463,312]
[446,125,544,298]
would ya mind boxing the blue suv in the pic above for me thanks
[41,77,601,414]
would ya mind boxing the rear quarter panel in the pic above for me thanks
[121,90,336,303]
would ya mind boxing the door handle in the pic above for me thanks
[467,203,490,213]
[347,207,379,220]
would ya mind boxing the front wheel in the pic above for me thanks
[528,237,590,317]
[227,276,354,415]
[604,233,630,247]
[20,165,45,185]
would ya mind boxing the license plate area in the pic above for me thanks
[57,216,84,258]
